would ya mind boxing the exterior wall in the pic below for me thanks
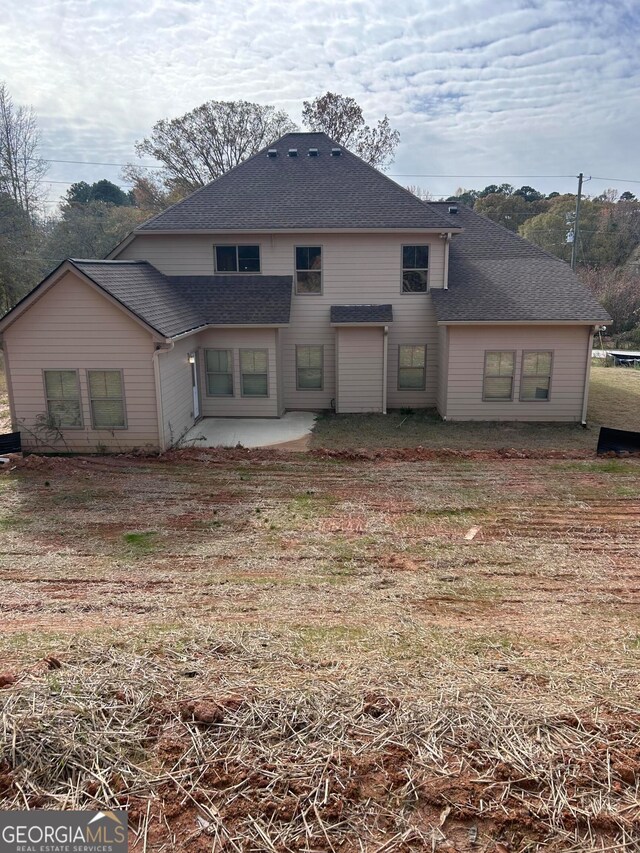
[196,328,279,417]
[443,324,591,422]
[157,337,196,446]
[336,327,384,413]
[118,231,445,411]
[3,272,160,451]
[436,325,448,417]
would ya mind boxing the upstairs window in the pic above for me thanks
[483,351,515,401]
[402,245,429,292]
[44,370,82,428]
[520,351,552,400]
[398,345,426,389]
[295,246,322,294]
[215,244,260,273]
[88,370,126,429]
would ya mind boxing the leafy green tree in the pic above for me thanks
[620,191,637,202]
[513,185,544,203]
[302,92,400,169]
[45,202,147,262]
[65,179,133,207]
[475,192,548,232]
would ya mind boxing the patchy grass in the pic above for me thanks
[1,452,640,849]
[311,365,640,451]
[0,354,10,434]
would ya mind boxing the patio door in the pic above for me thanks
[189,352,200,419]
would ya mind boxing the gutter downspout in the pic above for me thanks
[382,325,389,415]
[443,233,451,289]
[580,325,596,426]
[152,340,174,450]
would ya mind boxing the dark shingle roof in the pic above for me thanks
[136,133,459,233]
[71,260,292,337]
[330,304,393,324]
[429,204,610,323]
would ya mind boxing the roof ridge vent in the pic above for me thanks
[448,205,458,214]
[308,147,319,157]
[267,149,277,158]
[288,148,298,157]
[331,147,342,157]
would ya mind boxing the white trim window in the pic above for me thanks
[240,349,268,396]
[205,349,233,396]
[402,245,429,292]
[520,351,552,400]
[214,244,260,273]
[296,345,323,389]
[398,345,426,389]
[43,370,82,428]
[483,351,515,401]
[88,370,127,429]
[295,246,322,294]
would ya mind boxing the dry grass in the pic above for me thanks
[0,355,10,434]
[588,365,640,431]
[1,451,640,850]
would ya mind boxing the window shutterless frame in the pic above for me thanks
[42,369,83,429]
[295,344,324,390]
[401,244,429,293]
[205,349,234,396]
[397,345,427,390]
[482,351,516,402]
[239,349,269,397]
[294,245,323,294]
[213,244,261,274]
[87,369,128,429]
[519,350,553,401]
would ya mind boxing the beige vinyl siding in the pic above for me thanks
[118,232,445,412]
[336,327,384,413]
[443,324,591,421]
[197,328,278,417]
[3,271,159,450]
[157,337,196,446]
[436,325,448,417]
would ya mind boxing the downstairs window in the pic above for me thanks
[88,370,126,428]
[483,351,515,401]
[44,370,82,428]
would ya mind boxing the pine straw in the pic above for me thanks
[1,633,639,852]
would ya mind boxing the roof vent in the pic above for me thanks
[448,205,458,214]
[331,147,342,157]
[267,149,277,158]
[308,148,319,157]
[288,148,298,157]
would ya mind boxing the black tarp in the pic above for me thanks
[597,427,640,455]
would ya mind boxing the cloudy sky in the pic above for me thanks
[2,0,640,210]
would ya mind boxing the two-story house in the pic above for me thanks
[0,132,609,451]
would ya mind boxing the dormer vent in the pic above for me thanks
[448,205,458,215]
[331,147,342,157]
[267,149,277,158]
[308,148,319,157]
[288,148,298,157]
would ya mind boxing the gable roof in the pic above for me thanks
[134,132,460,233]
[0,260,292,338]
[429,204,610,324]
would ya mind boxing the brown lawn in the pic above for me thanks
[1,451,639,851]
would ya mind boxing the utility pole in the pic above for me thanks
[570,172,583,271]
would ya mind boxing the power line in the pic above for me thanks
[41,157,156,169]
[390,173,576,179]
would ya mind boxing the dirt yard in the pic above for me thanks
[1,449,639,851]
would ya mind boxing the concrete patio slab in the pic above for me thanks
[183,411,317,449]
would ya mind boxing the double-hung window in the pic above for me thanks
[483,352,515,401]
[296,346,323,389]
[44,370,82,428]
[520,351,552,400]
[215,245,260,273]
[398,345,426,390]
[88,370,126,428]
[240,349,268,396]
[402,245,429,292]
[206,349,233,396]
[295,247,322,293]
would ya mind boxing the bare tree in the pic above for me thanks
[302,92,400,169]
[0,83,47,218]
[406,185,433,201]
[130,100,297,198]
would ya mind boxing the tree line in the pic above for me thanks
[1,81,638,345]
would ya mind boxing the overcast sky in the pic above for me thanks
[2,0,640,210]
